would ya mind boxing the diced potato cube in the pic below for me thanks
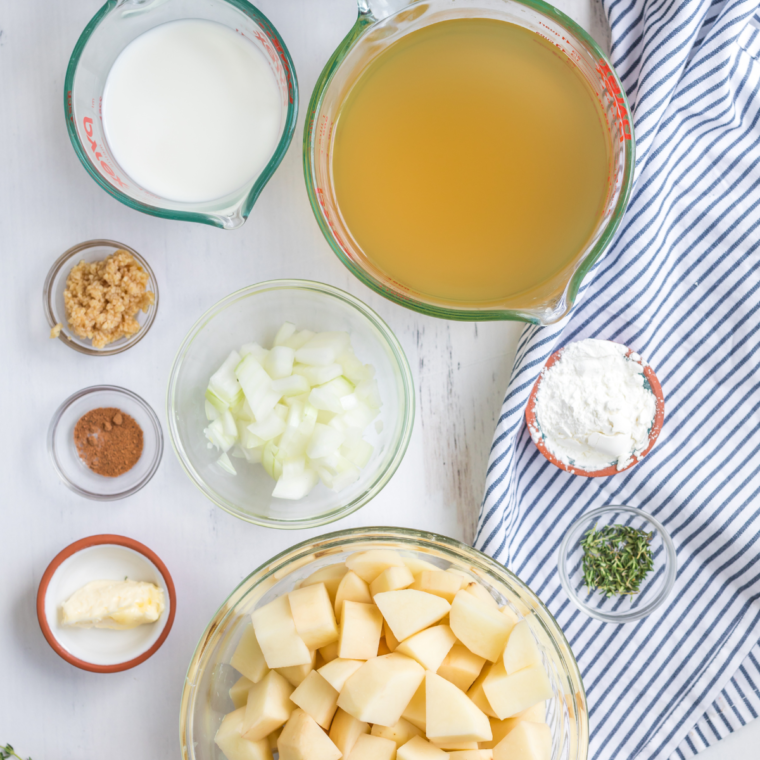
[346,550,406,583]
[301,563,348,603]
[347,734,397,760]
[437,643,486,692]
[397,736,448,760]
[371,718,424,747]
[431,742,478,750]
[499,605,519,627]
[384,620,399,651]
[503,620,541,675]
[289,583,339,650]
[278,708,342,760]
[214,707,273,760]
[290,671,339,729]
[375,590,450,642]
[396,625,456,673]
[448,751,493,759]
[449,591,513,662]
[402,678,426,731]
[378,637,393,656]
[410,571,466,602]
[466,663,497,718]
[252,596,312,669]
[231,625,270,684]
[426,672,492,744]
[370,565,415,596]
[335,571,373,621]
[318,657,364,692]
[339,601,383,660]
[268,727,282,752]
[338,653,425,726]
[402,557,440,576]
[482,662,552,720]
[516,703,546,723]
[240,670,295,741]
[230,675,253,709]
[479,717,520,750]
[462,583,498,608]
[492,721,551,760]
[276,649,316,687]
[330,708,370,756]
[320,641,340,664]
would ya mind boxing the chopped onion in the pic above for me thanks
[202,324,381,499]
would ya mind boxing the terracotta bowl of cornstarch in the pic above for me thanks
[525,339,665,478]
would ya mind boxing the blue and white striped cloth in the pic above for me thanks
[475,1,760,758]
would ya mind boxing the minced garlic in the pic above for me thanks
[63,250,154,349]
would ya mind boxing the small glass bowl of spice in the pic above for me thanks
[557,505,677,623]
[44,240,158,356]
[48,386,163,500]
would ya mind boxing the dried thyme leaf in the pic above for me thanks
[580,523,654,597]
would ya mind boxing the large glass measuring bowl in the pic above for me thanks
[65,0,298,230]
[304,0,635,324]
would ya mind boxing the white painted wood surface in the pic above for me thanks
[0,1,750,757]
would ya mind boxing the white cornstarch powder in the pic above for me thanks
[533,339,657,472]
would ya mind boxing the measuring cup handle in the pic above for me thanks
[357,0,415,21]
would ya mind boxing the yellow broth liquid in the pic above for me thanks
[332,19,611,305]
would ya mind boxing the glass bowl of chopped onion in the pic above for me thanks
[179,527,589,760]
[557,505,677,623]
[43,239,159,356]
[166,280,415,529]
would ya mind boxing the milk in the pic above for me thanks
[102,19,282,204]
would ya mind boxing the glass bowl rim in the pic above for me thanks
[165,279,416,529]
[47,384,165,501]
[63,0,299,230]
[303,0,636,324]
[179,525,589,760]
[43,238,160,357]
[557,504,678,623]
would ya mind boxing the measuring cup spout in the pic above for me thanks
[358,0,415,21]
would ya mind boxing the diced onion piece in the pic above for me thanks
[209,351,243,406]
[204,400,219,421]
[273,322,297,346]
[264,345,295,380]
[272,374,310,397]
[248,414,286,442]
[283,329,314,350]
[307,424,345,459]
[240,343,269,363]
[293,363,343,386]
[309,386,343,414]
[295,332,351,366]
[217,452,236,474]
[273,463,318,500]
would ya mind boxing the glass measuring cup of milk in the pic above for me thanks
[304,0,635,324]
[65,0,298,230]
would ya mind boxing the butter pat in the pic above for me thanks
[60,579,165,630]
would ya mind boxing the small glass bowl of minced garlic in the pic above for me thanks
[557,505,677,623]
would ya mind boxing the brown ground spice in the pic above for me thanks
[74,407,143,477]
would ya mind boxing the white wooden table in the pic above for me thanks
[0,1,752,757]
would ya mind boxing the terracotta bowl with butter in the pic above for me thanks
[36,534,176,673]
[525,343,665,478]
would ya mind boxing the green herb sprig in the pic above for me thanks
[580,523,654,597]
[1,744,32,760]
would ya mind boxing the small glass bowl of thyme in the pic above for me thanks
[557,505,677,623]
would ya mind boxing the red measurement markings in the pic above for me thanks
[596,61,632,142]
[82,117,128,189]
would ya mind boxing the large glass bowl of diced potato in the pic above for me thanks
[180,527,588,760]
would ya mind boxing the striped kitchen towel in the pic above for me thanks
[475,1,760,758]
